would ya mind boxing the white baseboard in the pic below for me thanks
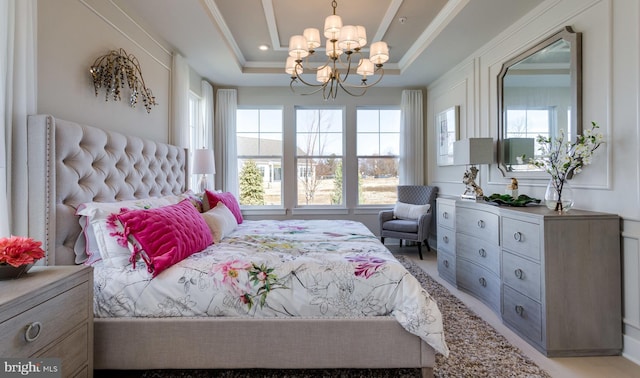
[623,334,640,366]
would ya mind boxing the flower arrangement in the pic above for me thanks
[530,121,604,211]
[0,236,46,267]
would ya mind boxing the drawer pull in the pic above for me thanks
[443,260,449,268]
[478,248,486,257]
[515,305,525,317]
[478,277,487,287]
[477,220,485,229]
[443,212,449,219]
[443,235,449,243]
[514,268,524,279]
[24,321,42,342]
[513,232,523,242]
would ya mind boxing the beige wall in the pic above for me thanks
[37,0,172,142]
[427,0,640,363]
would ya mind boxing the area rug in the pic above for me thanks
[95,255,550,378]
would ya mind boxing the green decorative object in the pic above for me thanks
[483,193,541,207]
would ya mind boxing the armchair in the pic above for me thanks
[379,185,438,259]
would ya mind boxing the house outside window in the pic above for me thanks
[505,107,554,158]
[236,108,283,206]
[295,108,344,206]
[357,108,400,205]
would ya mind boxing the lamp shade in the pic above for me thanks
[192,149,216,175]
[453,138,494,165]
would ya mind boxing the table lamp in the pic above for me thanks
[192,148,216,192]
[453,138,494,200]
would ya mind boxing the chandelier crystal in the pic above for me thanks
[285,0,389,100]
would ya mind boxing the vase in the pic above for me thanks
[545,178,574,212]
[0,264,28,280]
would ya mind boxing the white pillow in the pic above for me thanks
[393,202,431,220]
[201,202,238,243]
[75,196,180,267]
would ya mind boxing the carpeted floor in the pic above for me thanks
[95,256,550,378]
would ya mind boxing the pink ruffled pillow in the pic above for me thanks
[205,190,243,224]
[117,199,213,277]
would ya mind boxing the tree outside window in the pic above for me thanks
[295,108,343,206]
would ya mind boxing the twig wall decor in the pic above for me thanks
[89,48,158,113]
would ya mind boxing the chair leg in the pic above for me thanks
[399,239,403,248]
[381,237,385,245]
[417,242,423,260]
[424,239,431,252]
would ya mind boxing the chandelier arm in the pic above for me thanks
[290,78,329,96]
[337,82,368,97]
[339,67,385,89]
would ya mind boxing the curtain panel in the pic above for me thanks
[399,89,425,185]
[214,89,238,196]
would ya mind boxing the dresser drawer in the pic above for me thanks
[502,217,541,261]
[0,282,89,357]
[437,250,456,285]
[503,285,543,344]
[36,323,88,376]
[437,201,455,229]
[502,251,542,301]
[456,259,500,313]
[436,226,456,255]
[457,233,500,276]
[457,207,499,244]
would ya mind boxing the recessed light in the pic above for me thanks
[259,44,270,51]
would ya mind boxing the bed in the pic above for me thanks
[26,114,447,377]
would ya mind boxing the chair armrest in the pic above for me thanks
[379,210,395,234]
[417,210,433,240]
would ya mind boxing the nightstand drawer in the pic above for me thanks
[502,217,541,261]
[457,207,499,244]
[437,226,455,254]
[503,285,543,344]
[456,259,500,313]
[503,252,541,301]
[457,233,500,276]
[36,323,88,376]
[0,282,89,357]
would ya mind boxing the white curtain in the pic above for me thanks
[201,80,214,189]
[1,0,37,237]
[170,52,189,148]
[399,89,424,185]
[214,89,237,196]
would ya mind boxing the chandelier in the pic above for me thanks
[285,0,389,100]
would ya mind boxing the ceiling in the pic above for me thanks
[114,0,544,88]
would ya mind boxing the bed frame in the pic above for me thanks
[26,114,435,376]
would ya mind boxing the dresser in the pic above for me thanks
[0,266,93,377]
[437,199,621,356]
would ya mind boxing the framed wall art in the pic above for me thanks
[436,106,459,166]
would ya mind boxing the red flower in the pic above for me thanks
[0,236,46,267]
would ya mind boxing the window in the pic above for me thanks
[236,109,283,206]
[357,108,400,205]
[188,92,204,190]
[295,108,343,206]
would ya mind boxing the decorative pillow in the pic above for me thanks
[75,196,180,267]
[117,199,213,277]
[204,190,243,224]
[201,202,238,243]
[393,202,431,220]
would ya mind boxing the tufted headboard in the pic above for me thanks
[27,115,187,265]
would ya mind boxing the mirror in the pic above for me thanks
[497,26,582,177]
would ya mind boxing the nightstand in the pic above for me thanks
[0,265,93,377]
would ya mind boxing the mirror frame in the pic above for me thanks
[497,26,582,178]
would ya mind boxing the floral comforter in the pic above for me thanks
[93,219,449,355]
